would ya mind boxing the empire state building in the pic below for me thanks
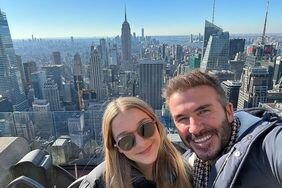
[121,9,131,64]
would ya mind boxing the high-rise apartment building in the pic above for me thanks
[139,60,164,110]
[89,46,103,100]
[121,10,131,63]
[237,67,269,109]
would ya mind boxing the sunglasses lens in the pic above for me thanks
[117,135,135,151]
[138,122,155,138]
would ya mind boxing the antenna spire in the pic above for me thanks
[125,5,127,22]
[262,0,269,45]
[212,0,216,24]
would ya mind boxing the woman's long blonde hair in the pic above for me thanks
[102,97,192,188]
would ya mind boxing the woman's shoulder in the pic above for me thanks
[79,162,105,188]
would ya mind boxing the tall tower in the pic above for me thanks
[121,8,132,63]
[0,10,28,111]
[201,20,223,61]
[99,38,108,67]
[89,46,103,100]
[73,53,83,90]
[237,67,269,109]
[201,31,230,71]
[139,59,164,110]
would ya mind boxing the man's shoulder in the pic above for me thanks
[235,107,282,139]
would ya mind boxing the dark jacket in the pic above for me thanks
[79,162,156,188]
[184,109,282,188]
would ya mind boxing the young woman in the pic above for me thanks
[79,97,192,188]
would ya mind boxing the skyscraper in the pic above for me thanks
[43,79,61,111]
[121,9,131,63]
[201,30,230,71]
[0,10,28,111]
[42,64,64,96]
[73,53,83,90]
[53,51,62,65]
[99,38,108,67]
[139,59,164,110]
[221,80,241,110]
[23,61,37,86]
[31,71,47,100]
[237,67,269,109]
[229,39,245,60]
[89,46,103,100]
[202,20,223,60]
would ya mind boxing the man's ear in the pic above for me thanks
[225,102,234,123]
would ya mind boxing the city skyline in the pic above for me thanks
[0,0,282,39]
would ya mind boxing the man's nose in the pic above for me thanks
[188,116,203,135]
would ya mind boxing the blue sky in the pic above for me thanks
[0,0,281,39]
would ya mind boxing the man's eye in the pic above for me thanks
[199,109,209,115]
[177,117,189,123]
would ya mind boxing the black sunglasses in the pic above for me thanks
[115,120,156,151]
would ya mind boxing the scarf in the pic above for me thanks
[193,117,240,188]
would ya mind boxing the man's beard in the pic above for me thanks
[183,115,232,161]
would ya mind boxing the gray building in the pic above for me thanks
[43,79,61,111]
[202,20,223,60]
[237,67,269,109]
[89,46,104,100]
[201,31,230,71]
[139,59,164,110]
[221,80,241,110]
[121,10,132,63]
[31,71,47,100]
[0,10,28,111]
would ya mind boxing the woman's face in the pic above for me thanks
[111,108,161,168]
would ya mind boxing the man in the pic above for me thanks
[163,70,282,188]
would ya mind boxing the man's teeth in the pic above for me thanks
[194,135,212,143]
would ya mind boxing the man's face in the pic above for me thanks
[168,85,234,161]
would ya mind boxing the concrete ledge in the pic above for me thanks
[0,137,30,187]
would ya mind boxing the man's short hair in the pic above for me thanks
[163,70,228,107]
